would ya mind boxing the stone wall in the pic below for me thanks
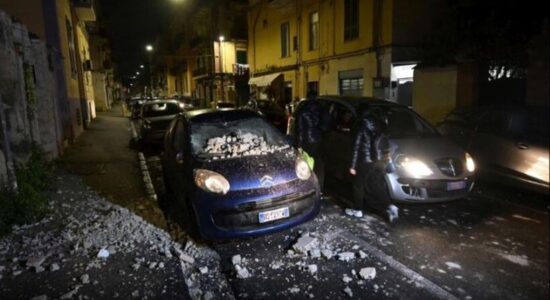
[0,9,62,185]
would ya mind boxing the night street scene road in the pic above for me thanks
[0,0,548,299]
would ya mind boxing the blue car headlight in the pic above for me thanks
[194,169,230,195]
[465,152,476,172]
[296,157,311,180]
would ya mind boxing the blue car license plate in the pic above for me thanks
[447,181,466,191]
[259,207,290,224]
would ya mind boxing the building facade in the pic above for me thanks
[0,0,98,144]
[247,0,442,108]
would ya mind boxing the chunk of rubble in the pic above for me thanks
[235,265,251,279]
[338,252,355,262]
[30,295,48,300]
[231,255,242,266]
[342,274,352,283]
[292,234,319,254]
[199,266,209,274]
[343,286,353,297]
[359,267,376,280]
[289,287,300,294]
[359,250,368,259]
[97,248,109,259]
[307,264,318,275]
[26,255,46,268]
[270,261,284,270]
[309,249,321,258]
[321,249,334,259]
[80,274,90,284]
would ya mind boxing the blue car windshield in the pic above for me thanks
[191,117,289,159]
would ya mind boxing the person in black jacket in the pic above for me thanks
[296,95,325,190]
[348,108,398,222]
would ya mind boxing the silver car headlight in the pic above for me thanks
[465,152,476,172]
[296,157,311,180]
[396,156,433,178]
[194,169,230,194]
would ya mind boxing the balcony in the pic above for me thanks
[73,0,96,22]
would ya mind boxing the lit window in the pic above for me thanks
[309,12,319,51]
[281,22,290,57]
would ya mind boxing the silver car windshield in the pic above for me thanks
[191,117,289,159]
[383,107,437,138]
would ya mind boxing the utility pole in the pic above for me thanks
[146,44,154,98]
[219,36,225,102]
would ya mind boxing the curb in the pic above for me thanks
[138,152,157,201]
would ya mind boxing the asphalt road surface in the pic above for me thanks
[145,149,548,300]
[75,108,549,299]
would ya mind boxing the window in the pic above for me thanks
[281,22,290,57]
[236,50,247,64]
[309,12,319,50]
[307,81,319,96]
[339,78,363,96]
[344,0,359,41]
[65,18,77,77]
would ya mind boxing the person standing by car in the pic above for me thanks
[296,93,325,190]
[349,109,399,222]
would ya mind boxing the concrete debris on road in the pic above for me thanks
[0,172,231,300]
[338,252,355,262]
[359,267,376,280]
[343,286,353,297]
[97,248,110,259]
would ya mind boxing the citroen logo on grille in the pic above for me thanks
[260,175,274,187]
[448,159,457,177]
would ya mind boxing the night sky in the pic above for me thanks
[100,0,170,85]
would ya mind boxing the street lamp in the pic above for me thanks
[145,44,154,98]
[219,35,225,102]
[136,71,140,75]
[140,65,144,69]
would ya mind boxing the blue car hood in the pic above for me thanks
[194,150,299,191]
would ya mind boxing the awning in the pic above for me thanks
[248,73,282,87]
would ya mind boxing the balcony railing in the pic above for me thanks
[73,0,96,22]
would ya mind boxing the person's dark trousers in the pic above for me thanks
[303,143,324,191]
[365,162,392,214]
[352,163,372,210]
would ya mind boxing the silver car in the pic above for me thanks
[138,100,185,145]
[290,96,477,202]
[438,106,549,194]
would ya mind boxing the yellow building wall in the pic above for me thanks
[333,0,373,55]
[412,66,458,124]
[249,2,298,72]
[57,0,80,101]
[249,0,393,99]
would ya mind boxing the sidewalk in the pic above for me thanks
[59,104,165,229]
[0,105,233,300]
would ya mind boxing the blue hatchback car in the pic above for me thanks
[162,109,321,240]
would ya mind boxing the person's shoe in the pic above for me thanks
[386,205,399,224]
[353,210,363,218]
[345,208,355,216]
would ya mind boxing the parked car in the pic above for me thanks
[138,100,185,145]
[289,96,477,202]
[161,109,321,240]
[210,101,236,109]
[256,99,287,133]
[438,106,549,194]
[128,98,146,119]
